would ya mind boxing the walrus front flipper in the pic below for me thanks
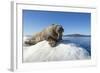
[47,36,57,47]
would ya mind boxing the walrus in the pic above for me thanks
[25,24,64,47]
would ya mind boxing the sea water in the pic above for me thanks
[62,36,91,56]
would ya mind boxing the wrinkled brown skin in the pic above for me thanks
[25,24,64,47]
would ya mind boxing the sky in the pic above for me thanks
[23,10,91,35]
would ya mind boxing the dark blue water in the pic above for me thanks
[62,36,91,56]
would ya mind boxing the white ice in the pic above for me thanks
[23,36,90,62]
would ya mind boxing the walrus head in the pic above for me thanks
[55,24,64,41]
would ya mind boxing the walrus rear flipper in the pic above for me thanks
[25,40,36,46]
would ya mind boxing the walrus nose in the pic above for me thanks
[58,27,64,32]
